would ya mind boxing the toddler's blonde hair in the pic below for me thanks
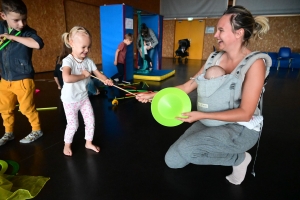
[61,26,92,48]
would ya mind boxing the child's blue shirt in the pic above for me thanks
[0,20,44,81]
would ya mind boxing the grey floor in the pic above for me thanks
[0,58,299,200]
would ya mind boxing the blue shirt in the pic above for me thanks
[0,20,44,81]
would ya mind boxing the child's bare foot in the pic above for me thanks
[85,141,100,153]
[63,143,72,156]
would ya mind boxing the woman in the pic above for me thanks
[136,6,271,185]
[136,23,158,70]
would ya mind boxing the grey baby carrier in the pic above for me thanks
[195,51,272,127]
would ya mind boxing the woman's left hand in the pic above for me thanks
[176,111,202,123]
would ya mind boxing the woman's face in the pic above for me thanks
[214,14,239,51]
[141,29,148,37]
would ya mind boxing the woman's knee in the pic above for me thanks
[165,143,189,169]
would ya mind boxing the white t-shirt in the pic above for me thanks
[60,54,97,103]
[140,46,148,55]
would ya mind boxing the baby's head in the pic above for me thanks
[62,26,91,60]
[204,65,225,79]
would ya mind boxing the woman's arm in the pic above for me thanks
[179,59,266,123]
[54,77,61,89]
[136,64,205,103]
[148,29,158,48]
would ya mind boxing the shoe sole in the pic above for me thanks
[19,134,43,144]
[0,137,14,146]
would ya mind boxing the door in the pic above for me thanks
[174,20,205,60]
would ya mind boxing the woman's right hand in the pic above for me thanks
[136,92,156,103]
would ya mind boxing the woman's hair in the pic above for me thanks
[56,43,71,65]
[61,26,92,48]
[223,5,270,46]
[141,23,149,37]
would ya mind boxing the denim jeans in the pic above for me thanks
[138,47,156,69]
[87,78,103,96]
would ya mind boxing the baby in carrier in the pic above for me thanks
[204,65,263,129]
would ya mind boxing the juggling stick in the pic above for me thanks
[0,31,21,50]
[36,107,57,111]
[90,75,137,96]
[18,107,57,111]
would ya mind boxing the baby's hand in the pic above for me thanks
[81,69,90,78]
[104,79,113,86]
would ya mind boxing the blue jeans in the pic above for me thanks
[87,78,103,96]
[138,47,156,69]
[110,63,124,82]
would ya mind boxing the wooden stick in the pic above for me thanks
[90,75,137,96]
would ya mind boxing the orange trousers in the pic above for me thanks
[0,79,41,133]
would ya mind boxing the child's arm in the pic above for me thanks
[93,69,113,86]
[1,33,41,49]
[62,66,90,83]
[114,49,120,66]
[54,77,61,89]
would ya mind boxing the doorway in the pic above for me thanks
[174,20,205,60]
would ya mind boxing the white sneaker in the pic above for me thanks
[20,130,43,143]
[0,133,14,146]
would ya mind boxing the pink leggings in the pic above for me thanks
[63,98,95,143]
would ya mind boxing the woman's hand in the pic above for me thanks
[136,92,156,103]
[176,111,203,123]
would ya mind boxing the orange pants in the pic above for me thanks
[0,79,41,133]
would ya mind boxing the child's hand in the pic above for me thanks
[81,69,90,78]
[114,61,117,66]
[104,79,113,86]
[0,33,14,41]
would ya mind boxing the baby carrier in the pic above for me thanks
[195,51,272,127]
[174,39,190,63]
[195,51,272,177]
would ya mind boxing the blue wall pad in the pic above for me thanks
[100,4,134,82]
[134,70,175,81]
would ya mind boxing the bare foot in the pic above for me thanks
[85,141,100,153]
[63,143,72,156]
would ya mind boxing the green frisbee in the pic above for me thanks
[151,87,191,127]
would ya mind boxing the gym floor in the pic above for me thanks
[0,58,299,200]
